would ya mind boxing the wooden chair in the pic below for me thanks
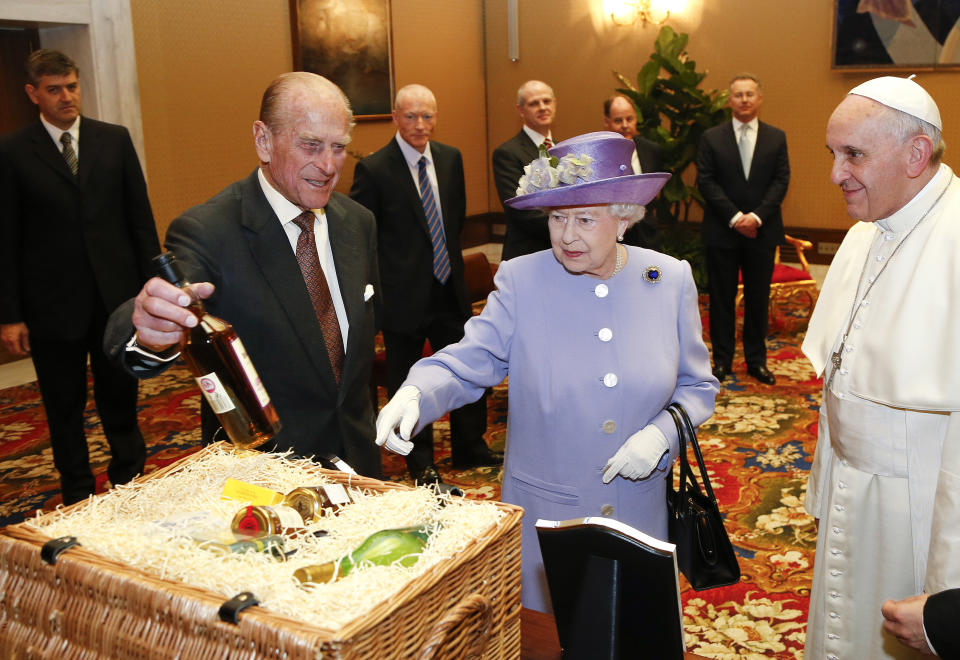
[736,234,819,322]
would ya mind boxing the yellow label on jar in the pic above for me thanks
[221,478,284,505]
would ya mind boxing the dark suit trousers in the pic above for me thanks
[383,280,487,473]
[705,241,776,369]
[30,295,146,504]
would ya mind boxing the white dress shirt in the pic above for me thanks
[395,133,445,234]
[258,168,349,344]
[522,124,553,149]
[40,114,80,159]
[728,117,762,228]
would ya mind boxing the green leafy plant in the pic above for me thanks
[614,25,730,289]
[615,26,729,223]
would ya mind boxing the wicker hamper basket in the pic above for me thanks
[0,445,523,659]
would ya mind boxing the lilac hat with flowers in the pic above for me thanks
[505,131,670,209]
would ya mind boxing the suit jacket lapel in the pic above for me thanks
[388,139,433,239]
[326,195,366,399]
[432,144,456,236]
[520,130,539,161]
[239,172,340,397]
[29,121,78,187]
[76,118,101,189]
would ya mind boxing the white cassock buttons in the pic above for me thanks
[600,504,614,517]
[603,373,618,388]
[598,328,613,342]
[602,420,617,434]
[594,283,609,298]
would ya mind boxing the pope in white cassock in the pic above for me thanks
[803,76,960,659]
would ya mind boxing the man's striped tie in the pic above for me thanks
[417,156,450,284]
[61,132,78,176]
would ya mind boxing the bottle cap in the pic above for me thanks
[154,252,187,286]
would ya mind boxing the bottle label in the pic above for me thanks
[196,372,236,414]
[322,483,351,506]
[272,505,305,530]
[230,337,271,408]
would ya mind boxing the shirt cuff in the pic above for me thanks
[728,211,743,228]
[923,615,938,657]
[124,334,181,364]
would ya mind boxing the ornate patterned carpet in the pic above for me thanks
[0,302,819,659]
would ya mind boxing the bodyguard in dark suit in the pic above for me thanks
[104,72,383,478]
[603,94,663,250]
[696,74,789,385]
[0,50,159,504]
[350,85,498,484]
[492,80,557,261]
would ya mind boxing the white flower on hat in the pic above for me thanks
[516,157,559,195]
[516,153,594,195]
[555,154,594,185]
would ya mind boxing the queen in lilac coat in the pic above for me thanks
[377,132,718,612]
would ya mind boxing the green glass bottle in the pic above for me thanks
[294,526,431,584]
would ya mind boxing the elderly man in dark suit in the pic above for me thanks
[492,80,557,261]
[350,84,499,484]
[104,72,383,478]
[0,49,160,505]
[603,94,663,250]
[697,73,790,385]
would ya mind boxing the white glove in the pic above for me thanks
[602,424,669,484]
[375,385,420,455]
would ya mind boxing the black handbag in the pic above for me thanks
[665,403,741,590]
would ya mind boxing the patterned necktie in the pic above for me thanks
[292,211,344,383]
[417,156,450,284]
[543,136,553,149]
[738,124,753,179]
[60,132,78,176]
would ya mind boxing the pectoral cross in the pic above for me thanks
[827,335,847,389]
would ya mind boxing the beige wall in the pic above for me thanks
[130,0,487,239]
[483,0,960,231]
[131,0,960,239]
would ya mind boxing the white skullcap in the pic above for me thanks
[848,76,942,130]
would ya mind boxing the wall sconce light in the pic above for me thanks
[608,0,671,27]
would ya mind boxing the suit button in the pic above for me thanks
[594,284,609,298]
[600,504,614,517]
[598,328,613,342]
[602,420,617,434]
[603,373,618,387]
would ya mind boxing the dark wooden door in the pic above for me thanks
[0,27,40,137]
[0,28,40,365]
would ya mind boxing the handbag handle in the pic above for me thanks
[667,403,718,503]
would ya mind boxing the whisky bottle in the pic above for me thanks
[294,526,431,584]
[154,252,281,449]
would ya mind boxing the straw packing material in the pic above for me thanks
[26,446,506,630]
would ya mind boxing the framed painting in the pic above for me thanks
[832,0,960,69]
[290,0,395,119]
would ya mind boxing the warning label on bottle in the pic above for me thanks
[230,338,271,407]
[196,373,236,414]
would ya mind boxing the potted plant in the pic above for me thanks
[615,26,730,289]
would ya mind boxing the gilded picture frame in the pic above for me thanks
[290,0,395,119]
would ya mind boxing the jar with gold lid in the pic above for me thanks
[231,504,304,537]
[283,484,353,523]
